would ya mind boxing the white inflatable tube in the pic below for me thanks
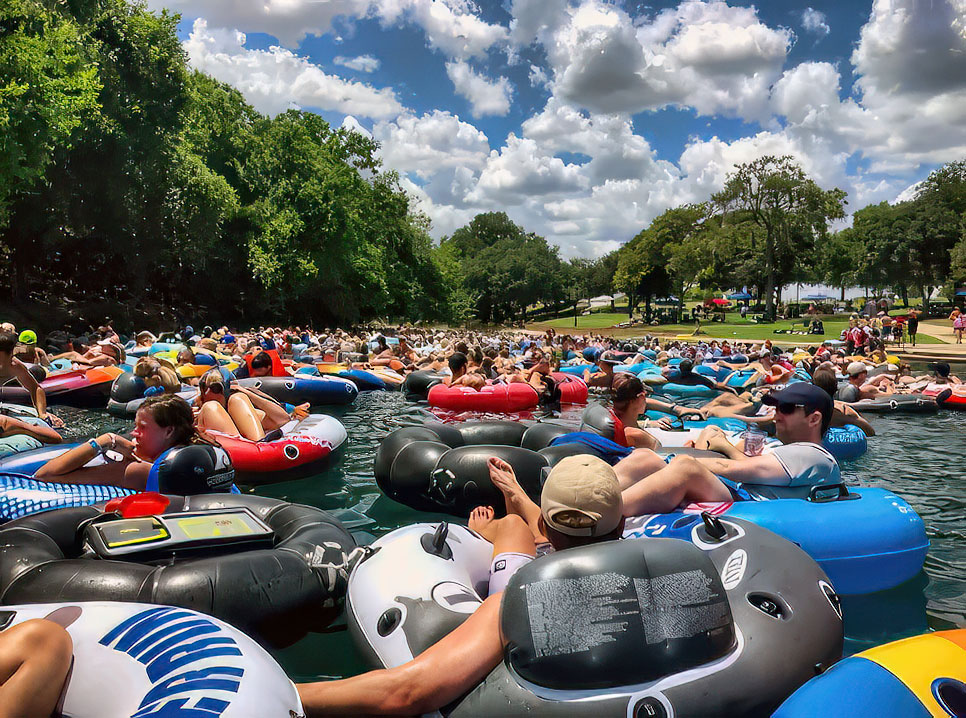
[1,602,304,717]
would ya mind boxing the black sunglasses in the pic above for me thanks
[776,402,808,415]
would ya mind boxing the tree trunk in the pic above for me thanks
[840,285,846,302]
[764,229,776,321]
[644,295,651,322]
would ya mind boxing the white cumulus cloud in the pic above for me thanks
[334,54,381,73]
[149,0,506,57]
[183,19,404,118]
[801,8,830,36]
[372,110,490,179]
[445,61,513,117]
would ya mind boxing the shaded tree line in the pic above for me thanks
[1,0,449,326]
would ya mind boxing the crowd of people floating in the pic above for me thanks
[0,314,961,715]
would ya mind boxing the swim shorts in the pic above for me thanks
[488,551,534,594]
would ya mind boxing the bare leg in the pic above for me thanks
[469,507,538,556]
[196,401,242,437]
[297,593,504,716]
[621,455,733,515]
[0,619,73,718]
[612,448,667,490]
[487,458,548,543]
[227,392,266,440]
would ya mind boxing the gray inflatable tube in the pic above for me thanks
[0,493,357,647]
[347,516,844,717]
[374,420,598,517]
[845,395,938,414]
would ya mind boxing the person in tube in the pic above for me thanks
[296,454,623,716]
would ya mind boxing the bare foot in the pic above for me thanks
[468,505,497,541]
[488,457,524,498]
[488,457,529,515]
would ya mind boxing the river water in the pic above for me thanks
[59,390,966,681]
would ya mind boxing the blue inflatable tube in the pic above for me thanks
[296,365,387,391]
[582,347,602,361]
[624,485,928,594]
[644,410,749,433]
[823,424,868,460]
[235,374,358,405]
[556,364,595,376]
[658,382,719,397]
[0,471,133,522]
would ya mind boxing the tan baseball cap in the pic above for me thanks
[541,455,623,537]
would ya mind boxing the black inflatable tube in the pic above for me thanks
[0,494,355,647]
[376,420,596,517]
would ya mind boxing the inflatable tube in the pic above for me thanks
[0,472,133,521]
[724,367,760,389]
[624,484,928,595]
[775,629,966,717]
[845,395,938,414]
[822,424,868,460]
[376,423,926,595]
[235,374,358,405]
[107,371,197,417]
[579,404,749,440]
[0,493,357,646]
[0,443,238,520]
[555,363,595,376]
[401,370,447,400]
[347,517,843,717]
[658,381,719,397]
[298,363,404,391]
[208,414,347,484]
[374,420,591,516]
[923,384,966,410]
[0,601,304,717]
[0,366,123,408]
[428,374,588,412]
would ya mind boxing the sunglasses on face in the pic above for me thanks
[776,403,807,415]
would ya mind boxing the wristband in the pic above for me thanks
[88,438,102,455]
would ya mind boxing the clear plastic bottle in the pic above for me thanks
[742,427,765,456]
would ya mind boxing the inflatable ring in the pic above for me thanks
[775,629,966,717]
[427,373,588,412]
[347,516,844,717]
[401,370,447,400]
[374,420,597,516]
[0,366,122,408]
[107,371,196,417]
[0,601,304,716]
[235,374,358,405]
[822,424,868,461]
[0,493,357,646]
[206,414,347,484]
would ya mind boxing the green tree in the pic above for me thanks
[711,156,846,320]
[0,0,100,296]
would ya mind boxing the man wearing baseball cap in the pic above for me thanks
[617,383,840,516]
[298,454,624,715]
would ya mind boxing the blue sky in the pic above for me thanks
[151,0,966,257]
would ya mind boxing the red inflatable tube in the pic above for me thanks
[553,373,589,404]
[923,385,966,410]
[428,374,588,412]
[207,415,347,484]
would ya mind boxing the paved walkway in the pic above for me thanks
[895,321,966,360]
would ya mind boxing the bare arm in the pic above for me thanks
[298,592,504,716]
[12,361,48,421]
[696,453,789,484]
[0,416,61,444]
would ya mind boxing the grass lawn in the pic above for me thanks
[529,314,944,344]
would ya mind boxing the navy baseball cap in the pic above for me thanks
[762,383,832,423]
